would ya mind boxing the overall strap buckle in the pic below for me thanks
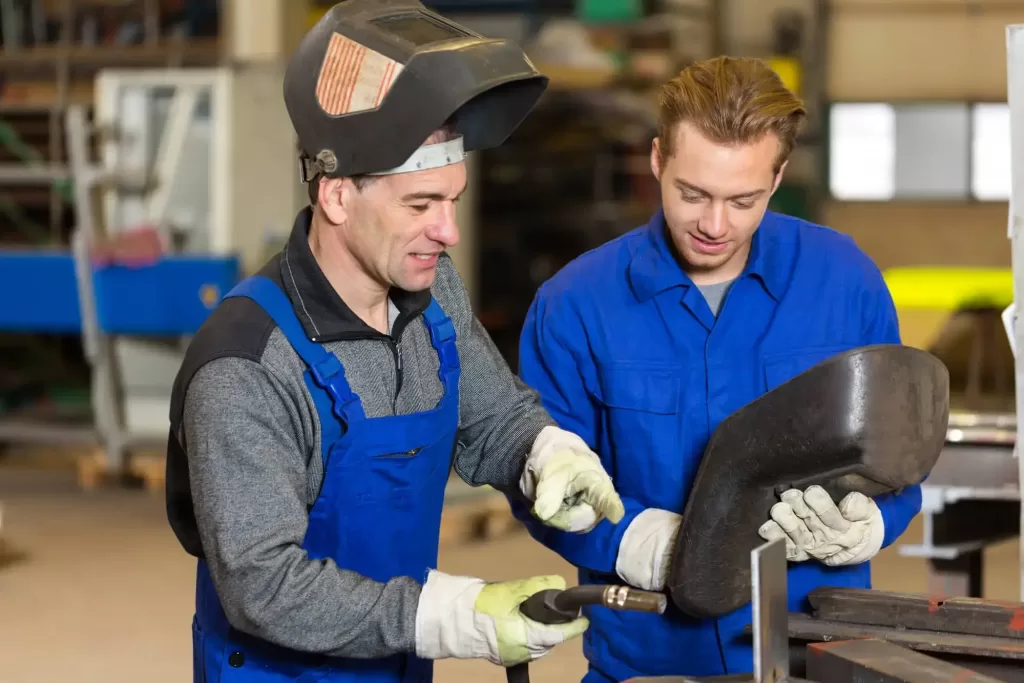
[223,276,366,423]
[309,354,363,422]
[422,299,460,374]
[310,354,343,386]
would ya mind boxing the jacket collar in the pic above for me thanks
[627,209,785,302]
[279,207,431,342]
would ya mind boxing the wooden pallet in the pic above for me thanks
[76,449,165,494]
[438,494,523,546]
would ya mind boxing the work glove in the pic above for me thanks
[520,426,626,532]
[415,570,589,667]
[757,485,885,567]
[614,508,682,591]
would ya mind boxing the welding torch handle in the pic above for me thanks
[506,586,667,683]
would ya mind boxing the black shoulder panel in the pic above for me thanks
[166,257,283,557]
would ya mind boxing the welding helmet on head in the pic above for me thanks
[284,0,550,182]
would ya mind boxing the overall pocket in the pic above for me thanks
[333,433,447,506]
[320,432,453,581]
[596,363,685,507]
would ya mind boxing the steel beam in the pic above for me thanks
[805,639,1002,682]
[808,588,1024,640]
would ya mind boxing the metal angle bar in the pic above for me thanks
[751,538,788,683]
[66,104,128,476]
[788,612,1024,660]
[808,587,1024,641]
[0,419,97,444]
[805,638,1003,682]
[899,540,990,560]
[0,163,70,183]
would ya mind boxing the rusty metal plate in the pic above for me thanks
[805,638,1003,682]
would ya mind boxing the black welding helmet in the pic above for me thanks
[284,0,550,180]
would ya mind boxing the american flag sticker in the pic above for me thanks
[316,33,405,116]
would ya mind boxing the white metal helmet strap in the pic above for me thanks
[299,135,466,183]
[365,135,467,176]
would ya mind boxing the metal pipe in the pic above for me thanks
[0,164,71,183]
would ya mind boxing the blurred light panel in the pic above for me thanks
[972,103,1011,201]
[893,104,969,199]
[829,103,895,200]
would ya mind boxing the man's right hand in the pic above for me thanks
[415,570,588,667]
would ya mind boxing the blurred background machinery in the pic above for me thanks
[0,0,831,463]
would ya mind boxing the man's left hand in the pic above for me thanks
[757,485,884,566]
[520,426,625,533]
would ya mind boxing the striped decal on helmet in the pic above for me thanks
[316,33,404,116]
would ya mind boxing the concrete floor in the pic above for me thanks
[0,468,1021,683]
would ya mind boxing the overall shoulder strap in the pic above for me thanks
[224,277,355,406]
[421,298,460,379]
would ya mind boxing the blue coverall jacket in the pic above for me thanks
[514,209,922,682]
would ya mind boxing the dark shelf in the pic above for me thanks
[0,38,222,73]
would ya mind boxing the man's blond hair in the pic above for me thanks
[657,56,806,172]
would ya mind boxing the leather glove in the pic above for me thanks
[758,485,885,567]
[520,426,626,532]
[614,508,682,591]
[415,570,589,666]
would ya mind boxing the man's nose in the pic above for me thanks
[428,203,460,248]
[699,202,728,239]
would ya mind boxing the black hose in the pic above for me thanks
[506,585,668,683]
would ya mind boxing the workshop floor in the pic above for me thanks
[0,468,1020,683]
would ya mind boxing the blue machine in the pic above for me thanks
[0,249,240,336]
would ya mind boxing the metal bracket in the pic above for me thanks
[752,538,790,683]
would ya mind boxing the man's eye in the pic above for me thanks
[410,204,430,212]
[681,194,703,203]
[733,201,755,210]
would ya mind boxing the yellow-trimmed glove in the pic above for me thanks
[520,426,626,532]
[414,571,589,666]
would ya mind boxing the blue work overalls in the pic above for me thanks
[514,210,922,681]
[191,275,459,683]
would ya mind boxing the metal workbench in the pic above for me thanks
[899,409,1019,597]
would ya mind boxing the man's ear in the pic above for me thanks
[317,177,350,225]
[650,138,663,180]
[770,160,789,196]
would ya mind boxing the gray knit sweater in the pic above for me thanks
[166,208,554,659]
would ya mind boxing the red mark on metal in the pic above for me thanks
[1008,607,1024,631]
[807,638,868,652]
